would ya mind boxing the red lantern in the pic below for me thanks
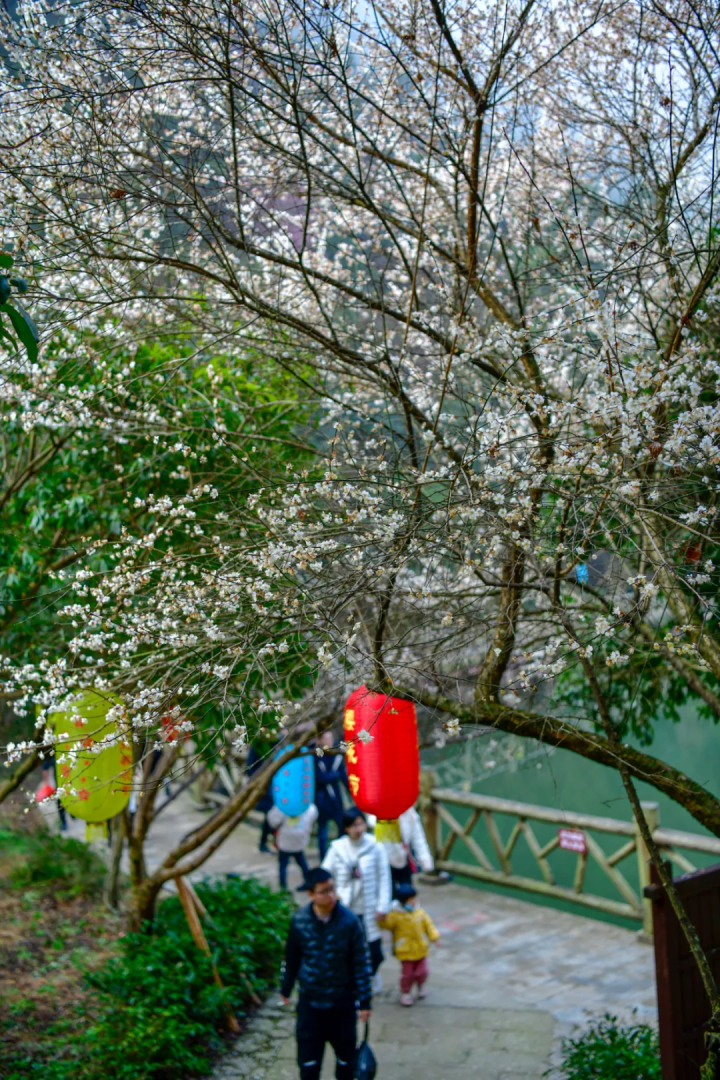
[343,686,420,842]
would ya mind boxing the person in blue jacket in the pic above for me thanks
[314,730,349,860]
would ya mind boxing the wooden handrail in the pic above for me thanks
[431,787,720,855]
[431,787,636,836]
[653,827,720,856]
[426,780,720,929]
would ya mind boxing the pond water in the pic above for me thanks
[420,707,720,927]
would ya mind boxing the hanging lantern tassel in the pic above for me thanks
[375,819,402,843]
[344,687,420,832]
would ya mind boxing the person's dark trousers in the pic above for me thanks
[296,1000,356,1080]
[356,916,384,975]
[317,813,343,861]
[260,813,274,851]
[367,938,383,975]
[279,850,310,890]
[391,863,413,899]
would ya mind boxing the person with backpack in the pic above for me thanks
[267,802,318,891]
[281,866,372,1080]
[370,804,435,898]
[321,807,391,982]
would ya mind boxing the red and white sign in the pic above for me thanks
[558,828,587,854]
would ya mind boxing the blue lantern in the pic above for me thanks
[272,744,315,817]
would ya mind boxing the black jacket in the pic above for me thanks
[280,901,372,1010]
[314,754,348,821]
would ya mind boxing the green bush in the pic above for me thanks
[0,827,105,899]
[81,875,293,1079]
[1,873,293,1080]
[151,873,293,1003]
[554,1014,661,1079]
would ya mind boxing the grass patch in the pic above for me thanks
[0,827,106,899]
[1,825,119,1079]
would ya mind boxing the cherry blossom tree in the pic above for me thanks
[2,0,720,967]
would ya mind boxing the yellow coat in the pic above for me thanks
[379,906,440,962]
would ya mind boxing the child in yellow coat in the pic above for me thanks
[379,884,440,1005]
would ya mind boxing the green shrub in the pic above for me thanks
[554,1014,661,1079]
[153,874,293,1002]
[0,869,291,1080]
[80,875,293,1079]
[0,827,105,899]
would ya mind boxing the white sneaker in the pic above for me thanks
[373,972,383,993]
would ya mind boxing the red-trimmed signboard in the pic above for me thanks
[558,827,587,854]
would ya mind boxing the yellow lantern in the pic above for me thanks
[51,689,132,837]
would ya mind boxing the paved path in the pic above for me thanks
[134,793,658,1079]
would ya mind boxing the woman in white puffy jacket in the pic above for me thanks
[368,805,434,897]
[322,807,391,977]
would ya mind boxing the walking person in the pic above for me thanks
[246,742,277,853]
[322,807,391,982]
[38,752,67,831]
[372,804,434,898]
[267,802,318,891]
[314,730,348,860]
[281,867,372,1080]
[379,883,440,1006]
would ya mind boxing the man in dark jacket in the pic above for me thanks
[281,866,371,1080]
[314,731,349,859]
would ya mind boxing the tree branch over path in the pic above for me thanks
[395,684,720,838]
[126,724,321,929]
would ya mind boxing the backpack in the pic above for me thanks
[356,1021,377,1079]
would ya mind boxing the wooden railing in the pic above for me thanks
[421,780,720,934]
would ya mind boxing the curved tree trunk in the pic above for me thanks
[127,876,164,933]
[0,748,40,805]
[397,685,720,839]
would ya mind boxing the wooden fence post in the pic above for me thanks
[175,875,241,1033]
[636,801,660,939]
[419,769,439,865]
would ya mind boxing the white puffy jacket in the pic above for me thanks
[321,834,391,943]
[367,806,435,872]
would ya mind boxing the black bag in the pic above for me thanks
[356,1022,377,1080]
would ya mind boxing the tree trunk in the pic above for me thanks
[103,811,126,910]
[123,730,321,927]
[397,684,720,839]
[127,877,163,933]
[0,748,40,805]
[127,813,147,893]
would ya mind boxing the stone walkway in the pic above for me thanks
[133,792,658,1079]
[213,996,554,1080]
